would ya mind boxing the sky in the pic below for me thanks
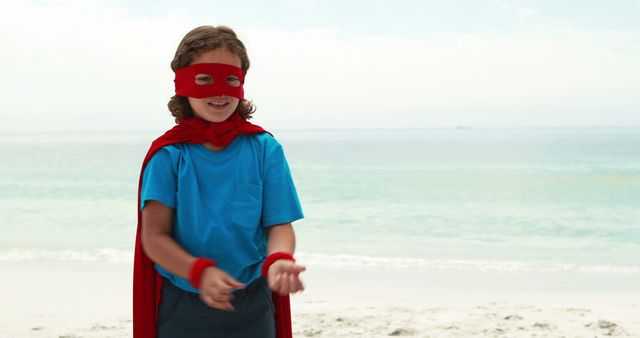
[1,0,639,131]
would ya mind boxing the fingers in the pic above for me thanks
[199,293,235,311]
[224,276,245,290]
[271,272,305,296]
[203,281,233,296]
[197,267,247,311]
[267,261,308,295]
[288,264,307,274]
[201,279,239,310]
[201,287,234,304]
[204,268,245,290]
[280,262,307,274]
[287,273,304,293]
[292,273,305,292]
[205,289,233,302]
[269,261,306,275]
[269,273,282,291]
[278,273,291,295]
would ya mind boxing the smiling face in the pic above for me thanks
[187,48,242,123]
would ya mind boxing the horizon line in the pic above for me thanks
[2,125,640,134]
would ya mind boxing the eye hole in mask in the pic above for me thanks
[175,63,245,99]
[194,74,241,87]
[194,74,213,85]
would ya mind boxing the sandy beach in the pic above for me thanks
[1,261,638,338]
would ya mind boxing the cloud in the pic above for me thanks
[0,0,198,131]
[245,27,640,128]
[516,7,538,18]
[1,1,639,131]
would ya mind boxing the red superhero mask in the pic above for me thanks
[174,63,245,99]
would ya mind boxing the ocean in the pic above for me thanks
[1,127,639,276]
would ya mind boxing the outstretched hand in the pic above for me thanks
[267,260,306,296]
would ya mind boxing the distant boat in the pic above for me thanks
[455,126,470,130]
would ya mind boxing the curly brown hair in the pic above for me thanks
[168,25,256,123]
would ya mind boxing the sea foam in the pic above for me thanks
[1,249,638,275]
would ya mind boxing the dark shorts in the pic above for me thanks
[157,276,276,338]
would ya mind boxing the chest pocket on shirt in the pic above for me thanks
[231,182,263,230]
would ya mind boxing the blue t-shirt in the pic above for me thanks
[140,133,304,293]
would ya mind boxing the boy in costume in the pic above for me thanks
[133,25,306,338]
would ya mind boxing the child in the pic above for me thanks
[133,25,306,338]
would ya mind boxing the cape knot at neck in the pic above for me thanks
[203,122,239,147]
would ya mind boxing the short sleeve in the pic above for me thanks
[140,148,177,210]
[261,140,304,227]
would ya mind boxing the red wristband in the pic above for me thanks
[189,257,216,289]
[261,252,295,277]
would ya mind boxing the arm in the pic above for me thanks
[141,200,195,279]
[141,200,243,311]
[266,222,296,255]
[265,222,306,295]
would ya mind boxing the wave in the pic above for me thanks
[0,248,133,263]
[1,249,638,275]
[296,253,640,275]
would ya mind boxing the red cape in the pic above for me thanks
[133,115,293,338]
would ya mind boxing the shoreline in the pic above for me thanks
[1,262,638,337]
